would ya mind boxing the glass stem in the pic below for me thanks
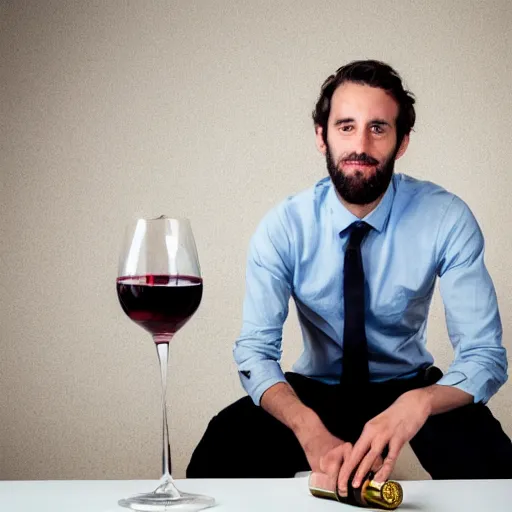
[155,341,179,496]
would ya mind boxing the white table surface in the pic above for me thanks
[0,477,511,511]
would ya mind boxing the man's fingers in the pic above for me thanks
[373,456,396,484]
[371,455,385,473]
[319,442,351,476]
[352,448,382,488]
[336,439,370,497]
[373,439,403,483]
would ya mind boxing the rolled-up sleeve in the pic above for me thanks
[436,197,507,403]
[233,206,293,405]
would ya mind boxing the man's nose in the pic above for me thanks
[354,131,371,154]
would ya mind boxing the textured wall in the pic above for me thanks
[1,0,511,480]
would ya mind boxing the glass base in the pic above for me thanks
[119,490,215,512]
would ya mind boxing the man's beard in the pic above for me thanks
[326,145,397,205]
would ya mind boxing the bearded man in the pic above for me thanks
[187,60,512,490]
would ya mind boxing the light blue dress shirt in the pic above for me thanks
[233,174,507,405]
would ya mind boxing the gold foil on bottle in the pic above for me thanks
[362,478,403,509]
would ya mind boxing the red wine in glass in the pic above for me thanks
[117,275,203,342]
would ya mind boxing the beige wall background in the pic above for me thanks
[1,0,511,481]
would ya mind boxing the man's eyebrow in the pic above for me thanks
[333,118,354,126]
[371,119,391,126]
[333,118,392,126]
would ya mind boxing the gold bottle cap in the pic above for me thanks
[363,479,403,510]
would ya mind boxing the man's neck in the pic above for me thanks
[335,190,385,219]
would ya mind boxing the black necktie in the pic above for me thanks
[341,222,372,393]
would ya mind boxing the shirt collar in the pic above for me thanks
[327,175,396,235]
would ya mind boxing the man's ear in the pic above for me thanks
[315,125,327,155]
[395,134,410,160]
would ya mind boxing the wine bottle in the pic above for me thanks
[309,470,403,509]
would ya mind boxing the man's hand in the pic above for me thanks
[260,381,384,481]
[336,388,432,496]
[260,382,349,474]
[297,415,384,479]
[296,418,351,474]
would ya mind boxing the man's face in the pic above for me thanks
[318,82,406,205]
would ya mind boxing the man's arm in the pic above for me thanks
[336,383,473,495]
[261,382,353,473]
[337,196,507,494]
[232,207,293,404]
[234,207,354,475]
[417,383,473,415]
[433,196,507,403]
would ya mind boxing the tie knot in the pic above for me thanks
[348,222,372,248]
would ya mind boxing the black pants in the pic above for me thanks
[186,369,512,479]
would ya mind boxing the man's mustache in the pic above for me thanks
[341,152,379,166]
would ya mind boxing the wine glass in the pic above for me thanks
[116,216,215,511]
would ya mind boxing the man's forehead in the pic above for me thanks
[329,82,399,122]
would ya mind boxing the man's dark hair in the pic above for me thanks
[312,60,416,147]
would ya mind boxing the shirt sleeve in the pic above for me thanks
[233,205,294,405]
[435,196,507,403]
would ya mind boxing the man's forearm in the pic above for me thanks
[411,384,473,416]
[261,382,350,473]
[260,381,324,439]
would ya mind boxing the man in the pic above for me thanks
[187,60,512,493]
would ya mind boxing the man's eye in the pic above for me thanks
[371,125,384,134]
[340,125,353,132]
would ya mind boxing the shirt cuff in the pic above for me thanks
[436,363,507,403]
[237,359,287,405]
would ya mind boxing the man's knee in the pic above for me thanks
[186,397,257,478]
[186,414,221,478]
[186,395,309,478]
